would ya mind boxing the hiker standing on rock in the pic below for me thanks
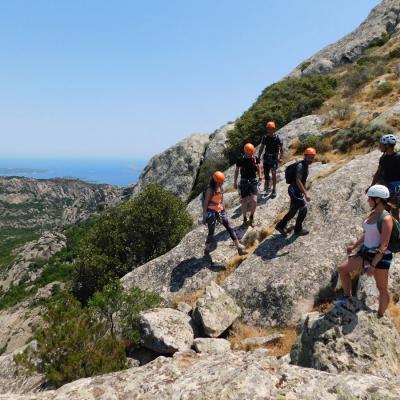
[258,121,284,198]
[369,134,400,221]
[275,147,316,236]
[336,185,397,318]
[234,143,262,227]
[203,171,247,256]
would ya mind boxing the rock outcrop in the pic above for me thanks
[290,0,400,76]
[0,177,125,230]
[193,282,241,337]
[132,134,209,201]
[139,308,195,354]
[3,350,400,399]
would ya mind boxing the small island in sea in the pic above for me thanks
[0,168,48,174]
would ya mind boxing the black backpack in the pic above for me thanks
[285,161,301,184]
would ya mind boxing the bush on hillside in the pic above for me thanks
[224,74,337,163]
[89,281,162,348]
[72,184,193,303]
[332,123,394,152]
[371,81,394,98]
[295,135,331,155]
[14,293,127,388]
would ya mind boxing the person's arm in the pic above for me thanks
[371,165,383,186]
[203,188,212,215]
[295,173,310,201]
[369,215,393,274]
[234,166,239,189]
[257,162,262,182]
[279,143,284,161]
[258,143,265,160]
[347,235,365,254]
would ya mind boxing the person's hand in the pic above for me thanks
[305,192,311,202]
[234,182,238,190]
[367,265,375,277]
[346,245,354,255]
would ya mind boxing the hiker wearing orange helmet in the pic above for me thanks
[234,143,262,227]
[203,171,247,256]
[275,147,316,236]
[258,120,284,198]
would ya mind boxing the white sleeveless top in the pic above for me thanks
[363,220,390,253]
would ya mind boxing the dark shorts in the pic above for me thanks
[356,245,393,269]
[385,181,400,208]
[263,154,279,170]
[239,178,259,198]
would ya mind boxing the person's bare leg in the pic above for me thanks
[241,198,248,221]
[374,268,390,317]
[338,256,363,297]
[271,169,277,192]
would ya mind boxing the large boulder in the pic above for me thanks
[290,299,400,378]
[193,282,241,337]
[192,338,231,354]
[132,133,209,201]
[290,0,400,76]
[5,350,400,399]
[139,308,195,354]
[203,123,234,165]
[222,151,378,327]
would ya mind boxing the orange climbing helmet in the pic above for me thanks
[212,171,225,184]
[304,147,317,156]
[266,121,276,129]
[244,143,255,155]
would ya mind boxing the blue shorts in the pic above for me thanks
[386,180,400,208]
[356,245,393,269]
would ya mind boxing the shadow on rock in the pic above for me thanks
[170,257,225,292]
[253,232,298,261]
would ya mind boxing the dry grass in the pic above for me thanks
[228,321,298,357]
[171,288,205,308]
[215,254,246,285]
[387,302,400,332]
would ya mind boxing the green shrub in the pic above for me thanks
[224,74,337,163]
[332,123,394,152]
[300,61,311,72]
[368,33,390,48]
[73,185,193,303]
[389,47,400,59]
[89,281,162,348]
[296,135,331,154]
[356,55,387,66]
[14,293,127,388]
[372,81,394,98]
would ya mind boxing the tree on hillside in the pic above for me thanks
[72,184,193,303]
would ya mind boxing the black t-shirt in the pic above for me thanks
[295,160,309,185]
[379,152,400,182]
[261,134,282,157]
[236,155,260,180]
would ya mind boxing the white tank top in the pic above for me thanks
[363,220,390,253]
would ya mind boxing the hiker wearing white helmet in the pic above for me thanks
[336,184,394,318]
[369,134,400,221]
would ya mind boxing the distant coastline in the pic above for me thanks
[0,168,48,174]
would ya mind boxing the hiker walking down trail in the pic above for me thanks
[336,185,398,318]
[258,121,284,198]
[369,134,400,221]
[203,171,247,257]
[234,143,262,227]
[275,147,316,236]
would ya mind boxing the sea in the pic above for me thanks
[0,158,148,187]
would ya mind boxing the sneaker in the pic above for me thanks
[249,215,256,227]
[275,225,288,237]
[270,191,277,199]
[334,294,350,306]
[294,229,309,236]
[237,244,248,256]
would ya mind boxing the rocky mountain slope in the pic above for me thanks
[3,1,400,399]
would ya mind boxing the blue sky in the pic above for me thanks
[0,0,380,159]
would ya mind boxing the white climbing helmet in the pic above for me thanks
[380,134,397,145]
[367,184,390,199]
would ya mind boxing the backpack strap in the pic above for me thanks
[377,210,390,233]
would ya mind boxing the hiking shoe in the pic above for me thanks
[294,229,309,236]
[270,191,277,199]
[238,245,247,256]
[249,215,256,227]
[334,294,350,306]
[275,225,288,237]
